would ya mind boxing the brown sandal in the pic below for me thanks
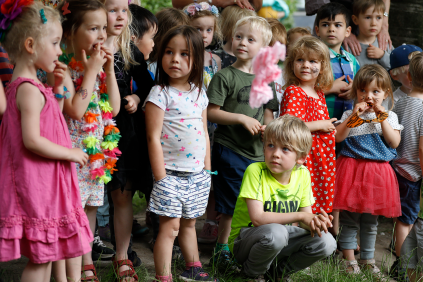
[81,264,99,282]
[113,258,139,282]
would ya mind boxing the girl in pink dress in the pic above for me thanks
[0,2,92,281]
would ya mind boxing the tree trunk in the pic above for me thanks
[389,0,423,48]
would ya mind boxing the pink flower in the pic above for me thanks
[186,5,196,15]
[102,112,113,120]
[91,168,105,180]
[199,2,209,10]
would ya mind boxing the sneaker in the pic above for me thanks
[98,224,111,242]
[179,266,219,281]
[359,259,384,280]
[132,219,149,237]
[198,223,218,244]
[342,260,362,275]
[389,258,409,281]
[92,233,115,260]
[128,250,142,267]
[210,250,239,271]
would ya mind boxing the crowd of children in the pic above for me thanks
[1,0,423,281]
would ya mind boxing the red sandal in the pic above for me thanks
[113,258,139,282]
[81,264,99,282]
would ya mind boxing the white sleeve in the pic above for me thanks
[336,110,353,124]
[142,85,167,111]
[387,111,404,131]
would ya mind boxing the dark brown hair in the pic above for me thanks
[353,0,385,17]
[156,25,204,93]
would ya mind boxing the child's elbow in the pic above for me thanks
[112,107,120,117]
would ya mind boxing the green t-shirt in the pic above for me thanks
[228,162,315,252]
[418,185,423,220]
[207,66,279,161]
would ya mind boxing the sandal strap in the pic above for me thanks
[81,264,99,282]
[81,275,99,282]
[113,258,139,281]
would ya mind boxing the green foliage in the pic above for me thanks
[281,0,297,30]
[142,0,173,15]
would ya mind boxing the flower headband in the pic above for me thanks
[0,0,34,42]
[184,2,219,17]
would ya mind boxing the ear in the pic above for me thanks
[345,26,351,38]
[296,155,307,166]
[24,37,35,54]
[351,15,359,26]
[407,71,412,82]
[131,35,136,42]
[390,70,398,80]
[315,25,320,37]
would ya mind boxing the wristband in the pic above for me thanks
[205,170,218,175]
[55,86,70,99]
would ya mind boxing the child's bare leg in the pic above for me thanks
[206,191,218,221]
[342,249,355,261]
[407,268,423,282]
[395,220,413,257]
[82,205,98,277]
[21,261,52,282]
[66,256,82,282]
[154,216,180,276]
[52,260,67,282]
[217,214,232,244]
[179,218,200,263]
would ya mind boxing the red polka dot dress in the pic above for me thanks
[280,85,336,213]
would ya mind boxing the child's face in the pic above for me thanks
[391,67,412,91]
[357,79,388,109]
[105,0,128,37]
[352,6,383,39]
[190,16,215,48]
[133,25,157,61]
[232,23,264,61]
[35,21,63,73]
[293,52,322,84]
[72,10,107,56]
[315,14,351,49]
[264,141,305,178]
[162,34,193,83]
[288,32,306,49]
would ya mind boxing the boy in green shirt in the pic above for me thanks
[229,115,336,280]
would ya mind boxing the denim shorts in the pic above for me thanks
[212,143,257,215]
[396,171,421,225]
[148,169,211,219]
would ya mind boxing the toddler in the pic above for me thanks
[286,27,311,53]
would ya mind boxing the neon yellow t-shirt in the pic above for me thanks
[228,162,315,252]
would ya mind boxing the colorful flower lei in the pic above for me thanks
[0,0,34,42]
[184,2,219,17]
[68,57,121,184]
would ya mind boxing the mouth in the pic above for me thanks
[270,162,280,166]
[169,66,180,70]
[237,49,247,53]
[115,24,123,29]
[301,71,310,74]
[327,36,336,39]
[366,102,374,107]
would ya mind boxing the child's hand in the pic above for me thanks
[81,44,106,74]
[373,103,386,115]
[124,94,140,114]
[52,61,68,90]
[260,125,266,141]
[331,75,349,95]
[101,45,115,74]
[67,148,89,166]
[353,102,370,115]
[338,75,353,100]
[240,115,262,135]
[321,118,337,132]
[367,44,385,59]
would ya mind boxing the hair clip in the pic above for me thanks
[62,1,71,16]
[55,86,70,99]
[205,170,218,175]
[184,3,219,17]
[40,9,47,24]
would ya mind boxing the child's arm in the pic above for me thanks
[145,102,166,181]
[335,102,369,142]
[48,62,69,111]
[212,53,222,72]
[207,103,262,135]
[324,75,348,96]
[373,104,401,148]
[17,83,88,165]
[63,46,107,120]
[102,46,120,117]
[0,80,5,118]
[202,109,211,170]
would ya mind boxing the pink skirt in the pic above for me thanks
[333,156,401,218]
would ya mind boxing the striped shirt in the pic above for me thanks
[392,96,423,182]
[0,47,13,88]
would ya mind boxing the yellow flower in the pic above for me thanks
[99,100,113,113]
[83,136,99,148]
[101,140,118,150]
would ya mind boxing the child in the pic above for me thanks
[352,0,392,70]
[207,16,278,264]
[382,44,422,110]
[229,115,336,280]
[0,2,92,281]
[392,53,423,280]
[184,2,222,90]
[286,27,311,53]
[334,64,402,277]
[213,5,256,69]
[280,36,336,214]
[143,25,217,282]
[57,0,121,280]
[315,2,360,120]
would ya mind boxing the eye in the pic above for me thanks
[322,23,328,27]
[91,27,98,31]
[310,60,317,63]
[366,16,371,19]
[122,9,127,12]
[248,38,254,42]
[103,25,107,30]
[235,35,241,39]
[165,50,172,55]
[267,143,274,148]
[181,52,189,57]
[207,28,212,32]
[335,24,341,27]
[110,9,115,13]
[297,58,303,62]
[282,147,291,152]
[377,16,381,20]
[360,89,365,92]
[374,90,379,94]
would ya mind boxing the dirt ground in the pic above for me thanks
[0,213,398,281]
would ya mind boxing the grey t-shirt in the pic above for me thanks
[354,38,392,71]
[392,96,423,182]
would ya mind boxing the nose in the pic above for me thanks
[201,30,207,39]
[99,29,106,40]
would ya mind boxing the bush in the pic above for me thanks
[142,0,173,14]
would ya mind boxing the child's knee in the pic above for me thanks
[261,224,289,250]
[317,232,337,257]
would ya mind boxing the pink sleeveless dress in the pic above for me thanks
[0,77,93,264]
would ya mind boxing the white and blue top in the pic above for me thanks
[338,110,404,161]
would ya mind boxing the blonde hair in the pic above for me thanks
[266,18,287,46]
[233,16,272,46]
[390,51,421,76]
[184,4,223,44]
[351,64,394,109]
[283,36,333,92]
[219,5,256,41]
[353,0,385,16]
[287,27,311,45]
[263,115,312,159]
[409,53,423,90]
[2,2,61,64]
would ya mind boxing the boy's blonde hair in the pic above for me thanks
[233,16,272,46]
[391,51,421,76]
[287,27,311,45]
[183,4,223,43]
[283,36,333,92]
[219,5,256,41]
[352,0,385,17]
[266,18,287,46]
[263,115,312,159]
[409,53,423,90]
[351,64,394,109]
[2,2,61,64]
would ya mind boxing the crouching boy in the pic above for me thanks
[228,115,337,280]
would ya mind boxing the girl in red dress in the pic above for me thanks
[280,36,336,214]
